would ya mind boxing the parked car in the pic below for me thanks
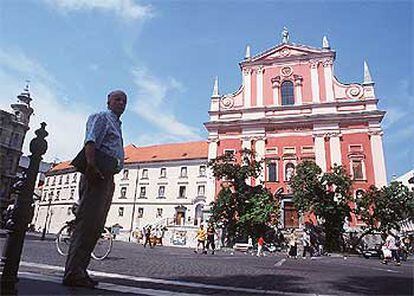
[362,248,383,259]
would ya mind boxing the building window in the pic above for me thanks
[281,80,295,105]
[160,168,167,178]
[59,175,63,185]
[284,162,295,181]
[72,173,77,183]
[199,166,206,177]
[351,159,365,180]
[65,175,70,184]
[48,191,54,201]
[141,169,148,179]
[120,187,127,198]
[139,186,146,198]
[43,191,48,201]
[158,186,165,198]
[267,161,278,182]
[137,207,144,218]
[118,207,124,217]
[156,208,163,218]
[266,147,278,155]
[67,207,72,216]
[55,190,60,201]
[45,177,49,186]
[179,186,186,198]
[70,189,75,199]
[122,169,129,180]
[283,147,296,155]
[52,177,56,186]
[197,185,205,196]
[180,167,187,178]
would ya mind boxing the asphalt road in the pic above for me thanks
[1,236,413,295]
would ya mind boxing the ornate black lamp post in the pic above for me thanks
[1,123,48,294]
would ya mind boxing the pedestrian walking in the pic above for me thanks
[143,226,153,248]
[155,227,163,246]
[194,224,207,254]
[63,90,127,288]
[302,230,313,258]
[257,236,265,257]
[382,232,401,266]
[288,230,298,258]
[205,224,216,254]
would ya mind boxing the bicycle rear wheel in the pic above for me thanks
[56,224,72,256]
[91,228,113,260]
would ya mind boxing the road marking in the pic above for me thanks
[274,258,286,266]
[370,267,400,273]
[20,261,322,296]
[18,272,207,296]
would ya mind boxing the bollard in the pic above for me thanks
[1,122,48,294]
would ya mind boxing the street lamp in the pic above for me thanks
[1,122,48,293]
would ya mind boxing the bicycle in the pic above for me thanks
[55,219,113,260]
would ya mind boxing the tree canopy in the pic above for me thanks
[355,181,414,235]
[208,149,280,245]
[290,161,353,252]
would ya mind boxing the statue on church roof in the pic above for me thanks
[281,27,290,44]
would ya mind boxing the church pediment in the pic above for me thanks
[248,43,331,64]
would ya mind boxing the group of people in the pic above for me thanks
[139,225,166,248]
[381,232,410,266]
[194,224,216,255]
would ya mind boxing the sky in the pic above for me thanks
[0,0,412,180]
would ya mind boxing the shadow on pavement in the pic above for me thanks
[329,275,413,295]
[176,274,310,293]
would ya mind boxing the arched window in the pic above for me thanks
[281,81,295,105]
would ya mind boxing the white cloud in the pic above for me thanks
[131,67,202,142]
[42,0,154,21]
[0,48,90,162]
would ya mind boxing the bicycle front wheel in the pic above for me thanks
[56,224,72,256]
[91,228,113,260]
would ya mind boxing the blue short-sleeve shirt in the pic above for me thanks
[84,110,124,170]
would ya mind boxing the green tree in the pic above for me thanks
[354,181,414,243]
[290,161,353,252]
[208,149,280,245]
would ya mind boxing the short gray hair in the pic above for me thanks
[107,90,127,103]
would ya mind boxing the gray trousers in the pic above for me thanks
[64,174,114,280]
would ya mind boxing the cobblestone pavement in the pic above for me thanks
[1,236,413,295]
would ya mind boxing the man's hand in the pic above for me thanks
[85,163,104,182]
[84,142,104,182]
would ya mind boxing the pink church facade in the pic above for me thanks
[204,34,387,229]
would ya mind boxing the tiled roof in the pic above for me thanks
[125,141,208,164]
[48,141,208,173]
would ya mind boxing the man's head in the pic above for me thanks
[107,90,127,117]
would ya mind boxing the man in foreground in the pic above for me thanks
[63,90,127,288]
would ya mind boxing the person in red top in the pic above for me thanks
[257,236,265,257]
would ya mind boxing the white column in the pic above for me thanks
[329,133,342,167]
[369,131,387,187]
[323,58,334,102]
[255,137,266,183]
[310,60,320,103]
[243,68,252,108]
[314,134,327,172]
[294,75,303,105]
[271,76,280,106]
[208,139,218,160]
[256,67,264,107]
